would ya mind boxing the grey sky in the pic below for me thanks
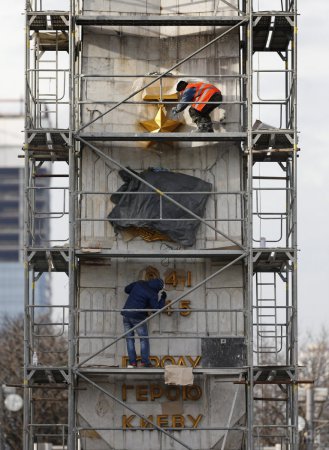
[297,0,329,334]
[0,1,328,336]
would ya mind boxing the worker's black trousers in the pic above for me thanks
[189,92,222,132]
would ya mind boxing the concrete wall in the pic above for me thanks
[82,0,239,37]
[81,31,241,134]
[78,1,245,448]
[80,143,242,249]
[83,0,237,14]
[77,376,245,450]
[78,261,244,366]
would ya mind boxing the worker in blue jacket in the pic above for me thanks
[121,278,167,368]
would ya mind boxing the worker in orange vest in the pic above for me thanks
[172,80,222,132]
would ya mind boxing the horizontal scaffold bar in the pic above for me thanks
[78,367,246,376]
[26,366,246,378]
[27,11,69,15]
[77,131,247,142]
[75,15,247,26]
[77,249,245,259]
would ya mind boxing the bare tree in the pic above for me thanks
[254,330,329,449]
[299,329,329,448]
[0,315,68,450]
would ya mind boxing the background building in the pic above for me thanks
[0,101,50,322]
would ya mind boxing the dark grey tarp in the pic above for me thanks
[108,168,212,247]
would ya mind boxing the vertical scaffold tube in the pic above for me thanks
[68,1,77,449]
[291,1,299,448]
[246,1,254,449]
[23,1,31,448]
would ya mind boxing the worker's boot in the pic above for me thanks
[191,123,208,132]
[203,115,214,132]
[198,123,209,132]
[197,116,213,132]
[190,116,202,132]
[190,111,213,132]
[141,361,155,368]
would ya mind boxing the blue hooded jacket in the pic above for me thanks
[121,278,165,321]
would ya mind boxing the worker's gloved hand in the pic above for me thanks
[160,291,167,301]
[171,107,179,116]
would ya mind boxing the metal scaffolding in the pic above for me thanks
[24,0,299,449]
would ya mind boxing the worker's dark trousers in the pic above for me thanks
[189,92,222,132]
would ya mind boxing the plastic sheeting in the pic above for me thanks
[108,168,212,247]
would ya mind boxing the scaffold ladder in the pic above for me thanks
[255,272,279,364]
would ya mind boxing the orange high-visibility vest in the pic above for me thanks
[187,82,221,112]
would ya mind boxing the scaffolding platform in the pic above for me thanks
[27,367,69,385]
[26,366,246,384]
[27,11,69,31]
[253,248,294,273]
[78,131,247,142]
[252,366,296,384]
[251,147,298,162]
[77,248,245,261]
[252,122,294,149]
[28,249,69,273]
[232,366,296,385]
[77,367,247,378]
[25,148,68,162]
[26,130,69,161]
[75,15,247,27]
[27,248,293,273]
[253,15,293,52]
[27,248,245,272]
